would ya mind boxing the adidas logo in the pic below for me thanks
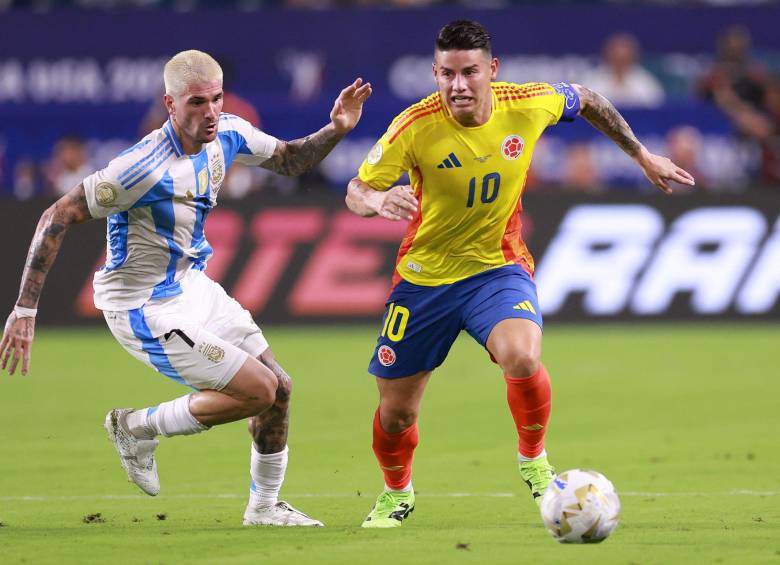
[437,152,462,169]
[513,300,537,314]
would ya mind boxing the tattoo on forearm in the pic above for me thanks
[263,125,343,176]
[578,86,642,157]
[17,184,91,308]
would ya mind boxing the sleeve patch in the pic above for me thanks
[551,82,581,122]
[366,143,383,165]
[95,182,118,207]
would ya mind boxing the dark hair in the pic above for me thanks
[435,20,492,55]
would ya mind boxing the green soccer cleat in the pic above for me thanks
[361,489,415,528]
[519,455,556,506]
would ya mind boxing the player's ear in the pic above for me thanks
[163,94,175,117]
[490,57,499,80]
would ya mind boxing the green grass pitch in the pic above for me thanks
[1,324,778,564]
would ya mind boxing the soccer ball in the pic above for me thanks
[539,469,620,543]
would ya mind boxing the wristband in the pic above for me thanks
[14,305,37,319]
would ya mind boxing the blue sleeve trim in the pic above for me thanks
[217,129,251,164]
[551,82,580,122]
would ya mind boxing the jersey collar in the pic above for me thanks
[163,118,185,158]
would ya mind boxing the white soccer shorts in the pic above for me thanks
[103,269,268,391]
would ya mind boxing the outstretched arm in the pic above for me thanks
[0,184,92,375]
[262,78,372,176]
[572,84,695,193]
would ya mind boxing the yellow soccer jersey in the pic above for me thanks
[358,81,580,287]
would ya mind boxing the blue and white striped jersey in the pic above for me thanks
[83,113,277,311]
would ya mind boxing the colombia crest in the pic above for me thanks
[501,134,524,160]
[377,345,396,367]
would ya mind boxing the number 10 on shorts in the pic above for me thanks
[381,303,410,342]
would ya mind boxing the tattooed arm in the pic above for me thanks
[0,184,92,375]
[572,84,695,193]
[262,123,346,177]
[262,78,372,176]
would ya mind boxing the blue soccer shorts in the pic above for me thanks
[368,263,543,378]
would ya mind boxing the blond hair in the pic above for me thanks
[163,50,223,96]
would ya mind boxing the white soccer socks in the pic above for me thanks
[243,444,323,526]
[249,444,288,507]
[126,394,208,439]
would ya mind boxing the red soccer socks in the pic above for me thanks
[372,409,419,490]
[505,364,552,459]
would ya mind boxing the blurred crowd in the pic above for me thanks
[527,25,780,194]
[0,0,772,8]
[2,22,779,198]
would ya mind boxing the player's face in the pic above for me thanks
[433,49,498,127]
[165,80,224,153]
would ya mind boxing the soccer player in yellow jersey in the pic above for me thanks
[346,20,695,528]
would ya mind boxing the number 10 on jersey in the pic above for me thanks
[467,172,501,207]
[381,303,410,342]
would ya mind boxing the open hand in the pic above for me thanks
[330,78,373,135]
[0,311,35,376]
[638,150,696,194]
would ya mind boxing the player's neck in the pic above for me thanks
[171,120,204,155]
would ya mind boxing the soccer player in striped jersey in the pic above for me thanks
[1,50,371,527]
[347,21,694,528]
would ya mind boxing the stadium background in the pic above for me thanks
[2,3,780,323]
[1,3,779,564]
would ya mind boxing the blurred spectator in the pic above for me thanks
[562,143,601,193]
[666,125,708,191]
[585,32,665,109]
[13,158,42,200]
[697,25,768,111]
[44,136,91,196]
[715,78,780,187]
[697,26,780,188]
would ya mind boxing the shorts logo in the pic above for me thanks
[198,342,225,363]
[377,345,396,367]
[501,135,524,160]
[513,300,537,314]
[95,182,117,207]
[366,142,383,165]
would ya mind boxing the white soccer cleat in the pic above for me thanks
[104,408,160,496]
[243,500,324,527]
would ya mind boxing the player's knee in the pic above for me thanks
[275,375,292,404]
[380,407,418,434]
[243,366,278,415]
[498,349,541,378]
